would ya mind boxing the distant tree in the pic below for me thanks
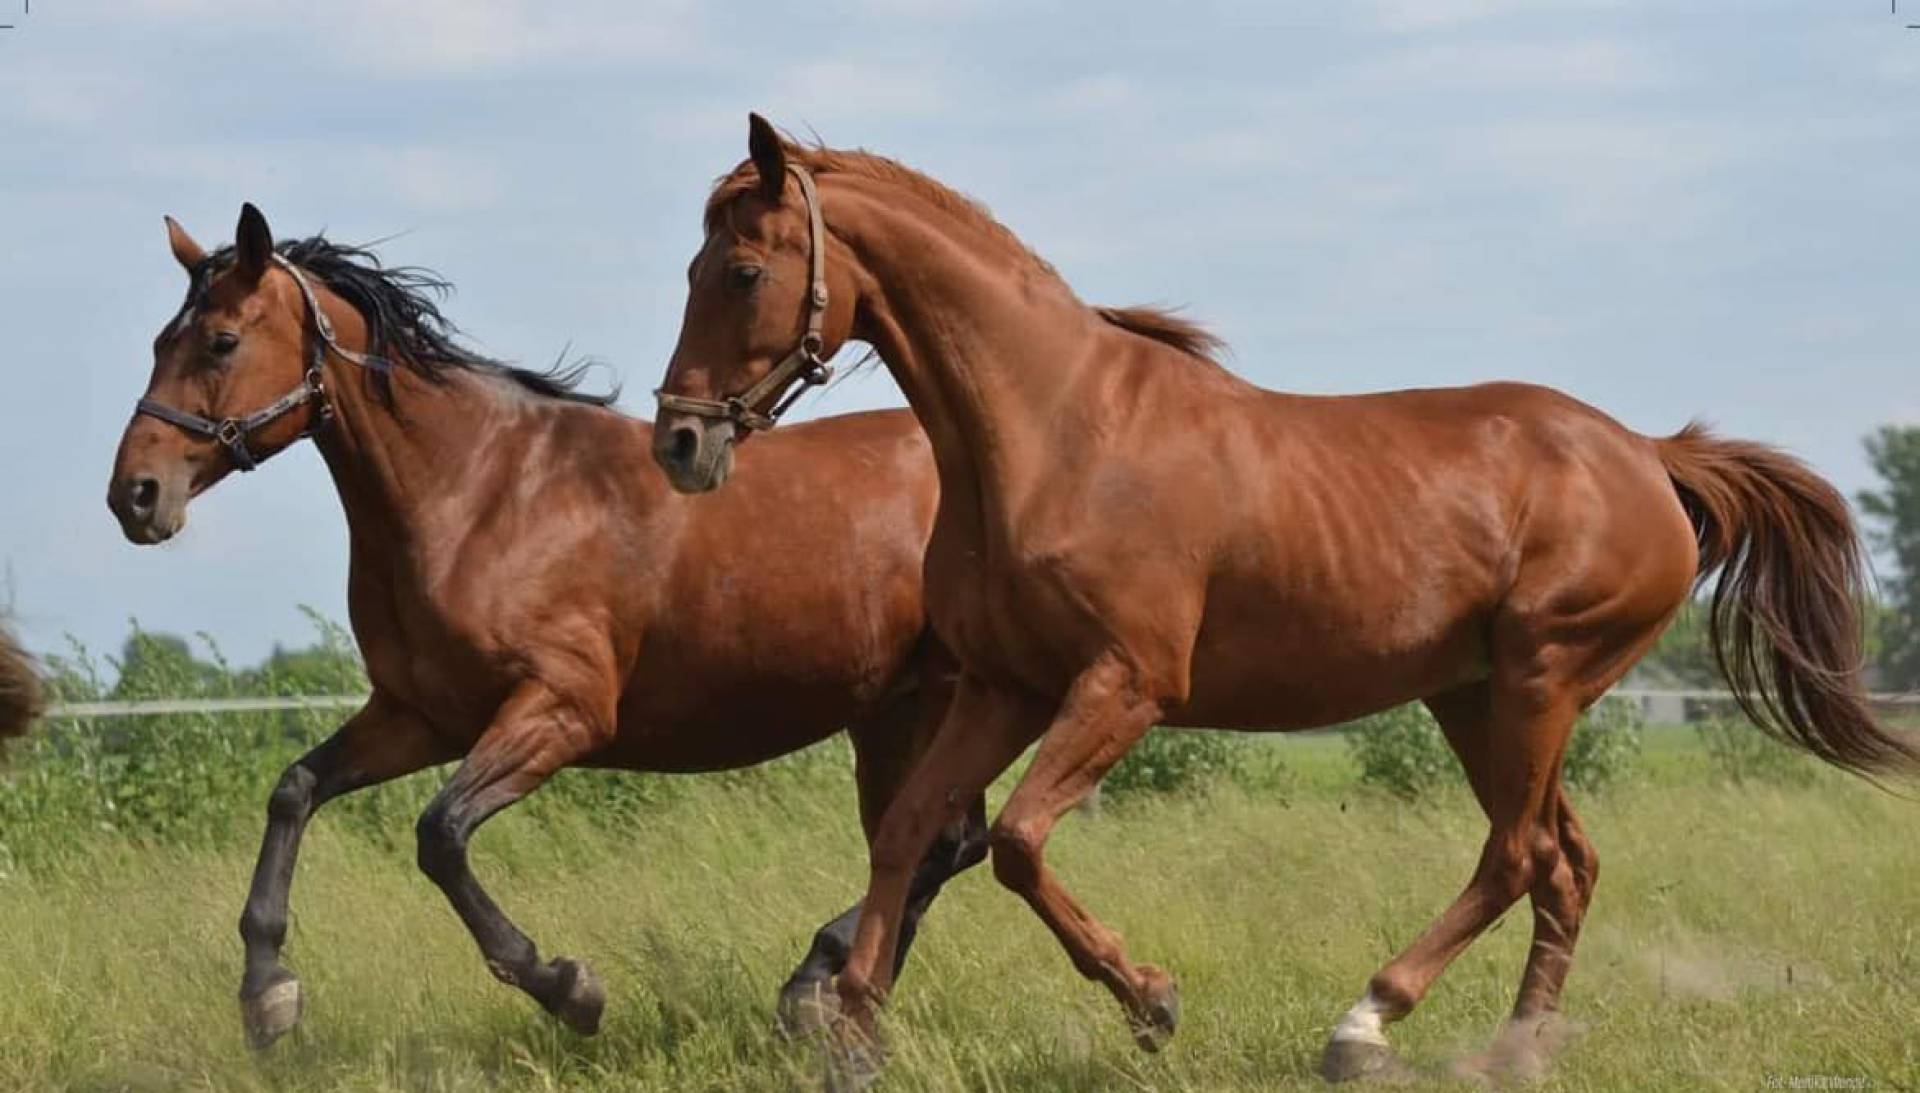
[1858,425,1920,690]
[111,626,225,699]
[238,608,366,696]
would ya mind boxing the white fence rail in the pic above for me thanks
[45,695,368,719]
[40,688,1919,722]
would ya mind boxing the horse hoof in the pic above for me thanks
[1319,1038,1412,1084]
[776,979,839,1041]
[823,1035,886,1093]
[1130,969,1181,1053]
[548,958,605,1036]
[240,976,304,1050]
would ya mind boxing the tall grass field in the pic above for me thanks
[0,625,1915,1090]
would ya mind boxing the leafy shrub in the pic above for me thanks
[0,613,854,875]
[1563,697,1644,792]
[1346,703,1456,801]
[1694,715,1817,787]
[0,619,367,871]
[1104,727,1244,799]
[1347,696,1643,801]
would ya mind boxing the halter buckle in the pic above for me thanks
[306,367,333,428]
[216,419,245,448]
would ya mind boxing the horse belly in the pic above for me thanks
[1171,585,1493,730]
[600,677,864,772]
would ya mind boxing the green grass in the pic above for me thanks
[0,734,1916,1091]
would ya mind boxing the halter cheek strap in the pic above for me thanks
[654,163,834,432]
[134,255,390,472]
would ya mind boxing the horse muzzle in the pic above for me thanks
[108,470,189,544]
[652,413,738,494]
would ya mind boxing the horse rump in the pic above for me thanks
[0,623,43,754]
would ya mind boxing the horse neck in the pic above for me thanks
[301,293,516,549]
[831,180,1104,524]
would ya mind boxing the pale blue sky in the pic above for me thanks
[1,0,1916,663]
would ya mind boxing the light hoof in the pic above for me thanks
[240,976,304,1051]
[1320,1038,1413,1084]
[547,957,605,1036]
[1129,970,1181,1053]
[776,978,840,1041]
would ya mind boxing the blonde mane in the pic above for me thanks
[704,137,1224,363]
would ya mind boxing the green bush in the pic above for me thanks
[1346,696,1643,802]
[0,614,865,875]
[1104,727,1244,799]
[1694,715,1817,787]
[1563,697,1645,792]
[1346,703,1455,801]
[0,617,372,872]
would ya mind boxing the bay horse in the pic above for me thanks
[0,623,42,754]
[651,116,1920,1081]
[105,205,987,1050]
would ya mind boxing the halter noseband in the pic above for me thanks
[654,163,834,432]
[135,255,388,472]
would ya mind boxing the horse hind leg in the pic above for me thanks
[1513,787,1596,1021]
[415,680,610,1035]
[1455,784,1599,1083]
[1321,676,1576,1083]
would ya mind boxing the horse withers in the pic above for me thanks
[106,204,983,1049]
[652,115,1919,1082]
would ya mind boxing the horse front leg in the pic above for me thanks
[414,680,610,1034]
[778,674,990,1037]
[239,694,451,1048]
[831,674,1050,1065]
[777,796,988,1038]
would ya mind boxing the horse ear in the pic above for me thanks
[164,216,206,271]
[748,113,787,203]
[233,202,274,282]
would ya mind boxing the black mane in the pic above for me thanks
[190,235,619,408]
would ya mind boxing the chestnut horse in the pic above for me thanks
[0,623,42,754]
[652,117,1919,1080]
[105,206,987,1049]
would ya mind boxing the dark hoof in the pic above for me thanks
[240,974,304,1050]
[1452,1013,1574,1084]
[823,1033,886,1093]
[546,957,605,1036]
[777,978,840,1041]
[1129,969,1180,1053]
[1319,1038,1413,1084]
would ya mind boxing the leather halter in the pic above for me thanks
[135,255,388,472]
[654,163,833,431]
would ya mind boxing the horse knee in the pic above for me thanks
[415,806,465,885]
[988,817,1043,892]
[265,764,318,825]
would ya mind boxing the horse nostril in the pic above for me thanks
[668,425,699,467]
[127,476,159,520]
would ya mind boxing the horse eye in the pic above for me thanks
[727,264,765,292]
[210,331,241,355]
